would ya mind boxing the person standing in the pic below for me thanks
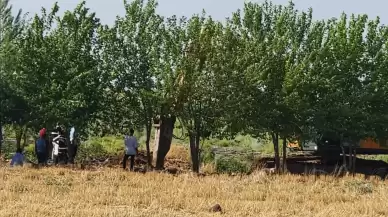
[123,129,138,171]
[35,128,47,165]
[68,126,77,164]
[52,126,67,165]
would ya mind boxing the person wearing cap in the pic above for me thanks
[35,128,47,165]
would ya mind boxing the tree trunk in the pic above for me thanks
[189,132,200,173]
[0,121,3,154]
[154,115,175,170]
[352,148,357,176]
[271,132,280,173]
[340,144,347,170]
[282,137,287,173]
[195,127,201,172]
[153,124,160,165]
[15,126,23,150]
[145,121,152,167]
[348,142,353,172]
[22,127,28,148]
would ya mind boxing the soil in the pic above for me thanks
[2,150,388,179]
[35,150,190,174]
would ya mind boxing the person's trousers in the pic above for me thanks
[123,154,135,171]
[53,155,59,165]
[53,153,68,165]
[68,142,78,164]
[36,152,47,165]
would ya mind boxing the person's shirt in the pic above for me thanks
[124,135,138,155]
[10,152,24,167]
[53,134,66,149]
[35,137,46,153]
[69,127,75,143]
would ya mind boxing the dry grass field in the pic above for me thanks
[1,166,388,217]
[1,144,388,216]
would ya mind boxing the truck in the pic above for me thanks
[287,134,388,163]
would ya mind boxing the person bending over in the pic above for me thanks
[10,148,24,167]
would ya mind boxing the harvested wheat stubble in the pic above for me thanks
[1,167,388,217]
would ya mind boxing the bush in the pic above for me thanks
[209,145,256,174]
[23,144,36,162]
[1,141,16,159]
[214,155,252,174]
[200,136,254,163]
[91,136,123,154]
[77,135,135,160]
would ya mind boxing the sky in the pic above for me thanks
[9,0,388,26]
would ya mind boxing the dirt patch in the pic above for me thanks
[66,150,190,173]
[2,150,388,179]
[70,153,388,179]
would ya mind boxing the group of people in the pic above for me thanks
[10,126,140,171]
[10,125,78,167]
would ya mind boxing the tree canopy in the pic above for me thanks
[1,0,388,171]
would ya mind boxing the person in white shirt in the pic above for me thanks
[68,126,77,164]
[123,129,138,171]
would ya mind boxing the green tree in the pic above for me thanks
[47,1,103,135]
[11,1,102,143]
[99,0,164,166]
[10,5,59,142]
[230,1,310,172]
[152,14,187,169]
[289,13,374,173]
[0,0,23,43]
[364,18,388,146]
[0,0,26,149]
[171,12,224,172]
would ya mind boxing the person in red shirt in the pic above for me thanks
[35,128,47,165]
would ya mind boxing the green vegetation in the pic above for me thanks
[1,0,388,174]
[362,155,388,163]
[215,155,253,174]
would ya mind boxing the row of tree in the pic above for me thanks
[1,0,388,172]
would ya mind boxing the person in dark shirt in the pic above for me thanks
[123,129,138,171]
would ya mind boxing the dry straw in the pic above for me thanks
[0,165,388,217]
